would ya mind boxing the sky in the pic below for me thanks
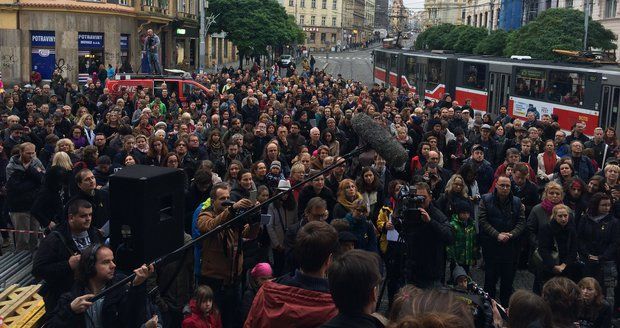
[403,0,426,12]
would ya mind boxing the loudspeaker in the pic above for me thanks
[110,165,185,271]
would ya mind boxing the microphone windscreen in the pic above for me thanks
[351,113,408,168]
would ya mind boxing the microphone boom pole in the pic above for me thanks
[90,145,369,302]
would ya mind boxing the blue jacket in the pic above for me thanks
[573,155,595,182]
[344,213,378,253]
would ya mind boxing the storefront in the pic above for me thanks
[30,31,56,80]
[78,32,105,75]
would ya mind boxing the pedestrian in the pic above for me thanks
[182,285,223,328]
[144,29,162,74]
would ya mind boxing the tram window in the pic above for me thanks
[426,59,443,91]
[389,54,399,69]
[462,63,486,90]
[515,68,546,99]
[548,71,584,106]
[375,52,387,69]
[405,57,417,87]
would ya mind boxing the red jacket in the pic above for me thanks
[182,299,223,328]
[244,280,338,328]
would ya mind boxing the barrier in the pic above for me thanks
[0,284,44,327]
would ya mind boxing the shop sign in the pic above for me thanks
[31,31,55,48]
[78,33,105,50]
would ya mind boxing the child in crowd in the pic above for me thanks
[265,161,285,193]
[241,262,273,321]
[447,202,477,276]
[182,285,222,328]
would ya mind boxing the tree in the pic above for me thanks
[474,29,509,56]
[414,24,455,50]
[443,25,488,53]
[504,8,617,60]
[208,0,305,68]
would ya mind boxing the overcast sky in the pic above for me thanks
[403,0,425,12]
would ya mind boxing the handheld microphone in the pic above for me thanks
[351,113,409,168]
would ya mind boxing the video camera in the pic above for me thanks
[395,184,426,232]
[449,279,505,328]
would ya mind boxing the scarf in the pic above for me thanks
[337,192,364,212]
[543,152,557,175]
[541,198,561,215]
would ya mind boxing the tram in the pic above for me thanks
[373,49,620,135]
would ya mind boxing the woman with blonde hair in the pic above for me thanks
[536,204,580,284]
[77,114,96,145]
[436,174,472,218]
[333,178,364,220]
[54,138,78,163]
[51,151,73,171]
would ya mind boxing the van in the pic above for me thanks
[106,75,210,103]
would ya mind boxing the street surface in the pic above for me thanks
[312,38,415,86]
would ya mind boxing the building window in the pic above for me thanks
[309,32,316,43]
[300,0,305,7]
[322,0,327,8]
[332,16,337,26]
[332,0,336,9]
[606,0,617,17]
[321,16,326,25]
[311,15,315,25]
[224,40,228,58]
[484,11,488,27]
[311,0,316,8]
[565,0,572,7]
[178,0,185,12]
[289,0,294,5]
[300,15,305,24]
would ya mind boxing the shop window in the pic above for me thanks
[462,62,486,90]
[548,70,585,106]
[321,33,326,43]
[515,68,546,99]
[309,33,316,43]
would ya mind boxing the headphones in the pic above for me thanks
[84,243,104,279]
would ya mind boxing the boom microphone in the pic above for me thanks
[351,113,408,168]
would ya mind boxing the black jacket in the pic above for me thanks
[31,166,70,227]
[478,192,526,263]
[5,155,45,212]
[297,185,336,220]
[32,222,102,313]
[538,220,578,273]
[577,213,619,262]
[400,204,454,281]
[45,274,148,328]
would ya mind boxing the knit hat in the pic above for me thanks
[270,161,281,170]
[250,262,273,279]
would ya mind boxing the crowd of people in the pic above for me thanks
[0,58,619,328]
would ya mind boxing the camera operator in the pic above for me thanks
[196,182,260,328]
[398,182,454,288]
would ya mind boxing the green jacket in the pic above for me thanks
[447,214,477,265]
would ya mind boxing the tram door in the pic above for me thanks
[488,72,510,116]
[386,53,400,87]
[600,85,620,133]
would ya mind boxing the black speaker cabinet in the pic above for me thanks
[110,165,185,270]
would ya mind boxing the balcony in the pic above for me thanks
[141,0,168,13]
[177,11,196,19]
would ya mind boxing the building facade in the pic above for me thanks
[283,0,344,51]
[374,0,389,29]
[464,0,500,29]
[422,0,465,27]
[0,0,201,84]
